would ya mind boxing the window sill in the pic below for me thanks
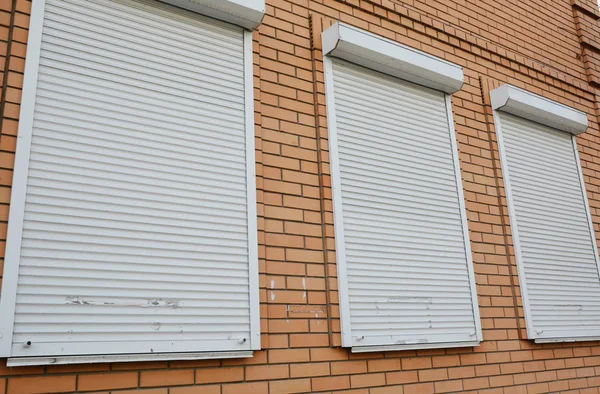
[7,350,254,367]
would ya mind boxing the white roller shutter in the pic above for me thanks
[495,112,600,342]
[325,58,481,351]
[0,0,258,364]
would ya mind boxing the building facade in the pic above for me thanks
[1,0,600,392]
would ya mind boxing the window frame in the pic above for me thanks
[492,108,600,343]
[323,54,482,352]
[0,0,260,364]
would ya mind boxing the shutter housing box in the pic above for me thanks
[158,0,265,29]
[490,84,588,135]
[322,22,464,94]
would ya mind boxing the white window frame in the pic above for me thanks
[0,0,260,365]
[322,23,482,352]
[491,84,600,343]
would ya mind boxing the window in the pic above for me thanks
[323,23,481,352]
[491,84,600,343]
[0,0,262,366]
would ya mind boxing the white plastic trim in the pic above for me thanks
[446,94,483,346]
[492,110,537,341]
[7,351,253,367]
[535,336,600,344]
[0,0,46,358]
[321,22,464,93]
[244,30,261,351]
[158,0,265,29]
[490,84,588,135]
[323,56,353,348]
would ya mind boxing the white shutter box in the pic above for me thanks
[324,55,481,352]
[492,85,600,342]
[158,0,265,30]
[0,0,259,365]
[490,84,589,135]
[322,22,464,94]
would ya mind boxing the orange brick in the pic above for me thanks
[331,360,368,375]
[222,382,268,394]
[77,372,138,391]
[290,333,329,347]
[367,359,401,372]
[246,364,289,381]
[448,366,475,379]
[170,386,220,394]
[463,377,490,390]
[386,371,419,385]
[140,369,194,387]
[310,348,349,362]
[432,356,460,368]
[404,382,434,394]
[8,376,76,394]
[418,368,448,382]
[350,373,386,388]
[269,349,310,363]
[370,385,404,394]
[434,379,463,393]
[269,378,311,394]
[195,367,243,384]
[311,375,350,391]
[290,362,330,378]
[402,357,432,370]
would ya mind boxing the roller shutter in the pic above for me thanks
[496,112,600,342]
[0,0,258,362]
[326,59,481,351]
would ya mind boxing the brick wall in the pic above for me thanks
[2,0,600,393]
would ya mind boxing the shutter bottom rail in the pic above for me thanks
[351,340,480,353]
[7,350,253,366]
[534,336,600,344]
